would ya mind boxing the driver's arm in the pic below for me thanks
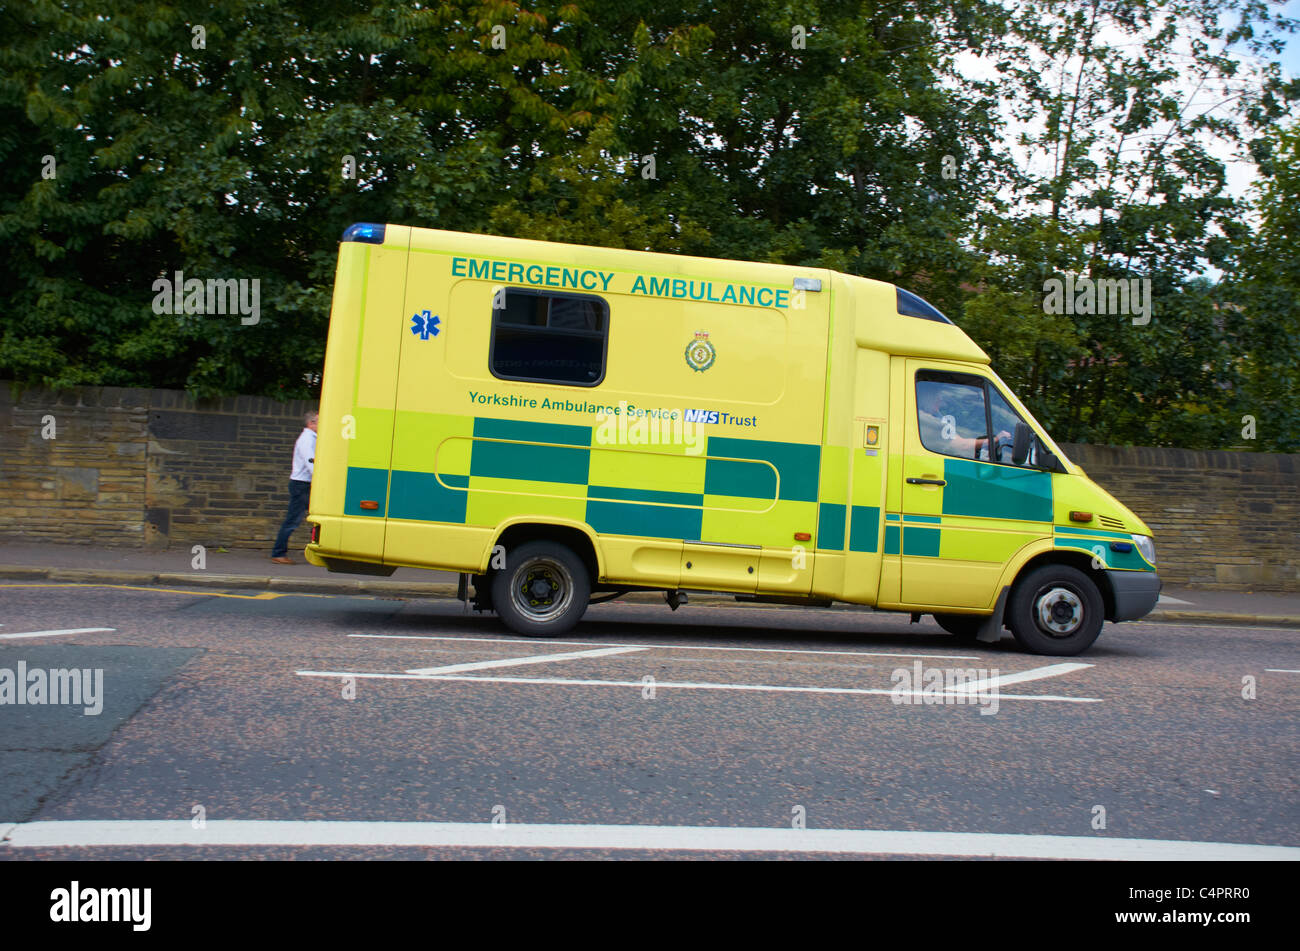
[976,431,1013,459]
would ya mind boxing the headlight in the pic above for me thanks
[1131,534,1156,565]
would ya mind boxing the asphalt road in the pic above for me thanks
[1,581,1297,860]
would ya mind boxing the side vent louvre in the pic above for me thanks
[1099,515,1125,531]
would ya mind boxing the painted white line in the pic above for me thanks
[297,669,1100,702]
[1265,669,1300,674]
[406,645,645,675]
[944,662,1092,694]
[352,633,978,661]
[1157,594,1194,605]
[0,627,115,640]
[2,820,1293,859]
[1133,620,1300,632]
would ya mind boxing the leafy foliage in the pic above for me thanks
[0,0,1295,449]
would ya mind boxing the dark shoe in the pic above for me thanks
[270,556,295,565]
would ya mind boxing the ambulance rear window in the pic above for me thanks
[490,288,608,386]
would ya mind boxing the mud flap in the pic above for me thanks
[977,586,1009,643]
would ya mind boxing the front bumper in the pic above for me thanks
[1107,570,1161,622]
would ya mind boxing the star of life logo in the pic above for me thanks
[411,310,441,340]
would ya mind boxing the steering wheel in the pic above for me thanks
[992,434,1014,463]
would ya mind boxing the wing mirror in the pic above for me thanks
[1012,422,1032,465]
[1013,422,1065,472]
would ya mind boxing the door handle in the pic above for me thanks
[906,477,946,486]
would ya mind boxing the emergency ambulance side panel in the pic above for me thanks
[310,227,409,564]
[369,228,831,594]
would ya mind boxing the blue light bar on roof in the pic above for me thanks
[341,223,386,244]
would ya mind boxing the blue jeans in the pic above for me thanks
[272,479,312,557]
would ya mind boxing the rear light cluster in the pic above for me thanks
[310,523,320,543]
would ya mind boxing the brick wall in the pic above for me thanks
[0,382,1295,589]
[0,385,150,546]
[1060,443,1299,590]
[0,383,316,552]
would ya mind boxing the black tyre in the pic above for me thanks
[1006,564,1104,656]
[491,540,591,637]
[933,613,985,640]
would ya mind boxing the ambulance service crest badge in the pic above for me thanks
[684,331,716,372]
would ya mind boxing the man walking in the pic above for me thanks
[271,410,318,565]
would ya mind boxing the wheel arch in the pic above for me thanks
[487,518,604,583]
[999,544,1117,620]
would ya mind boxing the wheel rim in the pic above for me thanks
[511,556,574,623]
[1034,585,1084,637]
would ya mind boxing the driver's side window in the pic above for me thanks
[988,387,1033,467]
[915,371,987,461]
[915,370,1034,467]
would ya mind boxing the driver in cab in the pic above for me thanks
[916,381,1012,462]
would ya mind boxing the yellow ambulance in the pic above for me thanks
[304,223,1160,655]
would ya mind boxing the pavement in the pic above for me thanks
[0,540,1297,627]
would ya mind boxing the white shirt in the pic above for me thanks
[291,428,317,482]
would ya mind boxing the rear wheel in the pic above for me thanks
[932,613,985,640]
[1006,564,1104,656]
[491,540,591,637]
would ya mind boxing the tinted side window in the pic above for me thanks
[916,371,987,460]
[490,289,608,386]
[988,386,1034,466]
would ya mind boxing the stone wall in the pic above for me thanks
[0,383,316,552]
[1060,443,1298,590]
[0,382,1295,589]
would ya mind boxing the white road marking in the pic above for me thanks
[1265,669,1300,674]
[2,820,1292,859]
[944,662,1093,694]
[0,627,115,640]
[1157,594,1194,605]
[1134,620,1300,632]
[406,645,645,675]
[352,633,979,661]
[296,669,1100,702]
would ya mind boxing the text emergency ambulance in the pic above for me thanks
[305,223,1160,655]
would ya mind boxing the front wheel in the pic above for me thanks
[491,540,591,637]
[1006,564,1104,656]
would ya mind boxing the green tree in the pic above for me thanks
[960,0,1297,448]
[1235,120,1300,451]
